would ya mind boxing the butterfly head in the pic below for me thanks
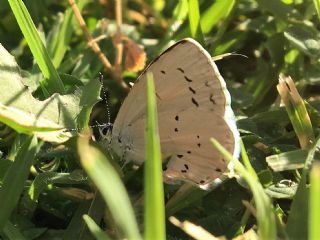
[98,123,113,147]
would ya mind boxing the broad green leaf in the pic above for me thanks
[0,44,100,143]
[0,135,40,230]
[266,149,308,171]
[22,170,88,217]
[144,72,165,240]
[284,23,320,58]
[8,0,65,95]
[256,0,299,22]
[77,130,142,240]
[265,182,297,199]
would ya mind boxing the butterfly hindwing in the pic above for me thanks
[111,38,239,188]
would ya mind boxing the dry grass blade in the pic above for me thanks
[114,0,123,76]
[277,74,315,149]
[169,216,224,240]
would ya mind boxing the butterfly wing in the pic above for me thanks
[111,38,239,188]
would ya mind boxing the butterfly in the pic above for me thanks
[108,38,240,190]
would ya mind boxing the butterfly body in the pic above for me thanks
[111,38,239,189]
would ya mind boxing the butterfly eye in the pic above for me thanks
[102,127,110,135]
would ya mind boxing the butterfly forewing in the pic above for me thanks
[111,38,239,188]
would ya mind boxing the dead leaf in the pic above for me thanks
[124,38,146,72]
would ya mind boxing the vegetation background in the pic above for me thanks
[0,0,320,239]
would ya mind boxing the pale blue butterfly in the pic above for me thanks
[108,38,240,190]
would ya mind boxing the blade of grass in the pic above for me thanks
[286,136,320,239]
[144,72,165,240]
[309,163,320,240]
[0,135,40,230]
[82,214,111,240]
[313,0,320,20]
[49,0,86,68]
[153,0,188,55]
[277,75,317,239]
[77,130,141,240]
[240,140,258,179]
[277,75,315,149]
[211,138,276,239]
[8,0,65,95]
[200,0,235,34]
[188,0,204,44]
[169,216,220,240]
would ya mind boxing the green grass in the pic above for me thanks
[0,0,320,239]
[144,73,165,240]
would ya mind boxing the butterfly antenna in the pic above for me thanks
[98,72,112,127]
[212,52,248,61]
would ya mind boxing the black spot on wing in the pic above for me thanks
[215,168,222,172]
[187,151,191,154]
[156,92,162,100]
[191,97,199,107]
[174,128,178,132]
[184,164,189,170]
[161,70,166,74]
[175,115,179,121]
[177,154,183,158]
[177,68,185,73]
[184,76,192,82]
[200,180,205,184]
[210,94,216,104]
[188,86,196,94]
[197,143,201,148]
[181,170,187,173]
